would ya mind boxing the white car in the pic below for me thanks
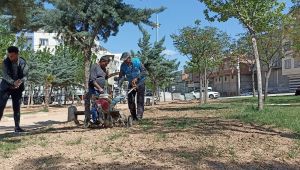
[191,88,220,99]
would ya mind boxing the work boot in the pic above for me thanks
[14,127,26,133]
[84,117,92,128]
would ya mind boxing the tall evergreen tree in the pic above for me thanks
[136,27,179,105]
[0,0,42,31]
[0,19,14,75]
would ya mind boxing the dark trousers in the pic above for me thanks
[128,83,145,120]
[0,89,23,128]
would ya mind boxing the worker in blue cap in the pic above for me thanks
[118,52,147,121]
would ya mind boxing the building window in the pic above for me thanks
[232,75,234,79]
[27,37,33,45]
[39,38,49,46]
[284,59,292,69]
[294,59,300,68]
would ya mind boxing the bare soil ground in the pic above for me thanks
[0,101,300,170]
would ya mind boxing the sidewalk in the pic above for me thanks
[0,103,129,134]
[219,93,294,99]
[0,107,74,134]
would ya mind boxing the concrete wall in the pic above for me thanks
[212,74,252,97]
[262,68,289,93]
[282,57,300,76]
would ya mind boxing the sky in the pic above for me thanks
[45,0,293,70]
[102,0,293,70]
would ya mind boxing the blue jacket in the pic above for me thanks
[120,57,146,86]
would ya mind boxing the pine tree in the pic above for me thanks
[0,0,42,31]
[136,27,179,105]
[0,18,15,76]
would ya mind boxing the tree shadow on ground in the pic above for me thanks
[14,154,170,170]
[0,120,69,137]
[140,147,300,170]
[0,120,119,141]
[131,117,300,140]
[205,160,300,170]
[157,105,229,112]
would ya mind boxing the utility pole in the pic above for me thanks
[156,14,159,42]
[154,14,163,102]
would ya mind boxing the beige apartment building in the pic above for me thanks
[282,42,300,92]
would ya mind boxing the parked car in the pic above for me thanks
[191,88,220,99]
[295,86,300,96]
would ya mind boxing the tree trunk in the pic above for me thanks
[71,86,75,105]
[158,87,161,102]
[59,88,63,106]
[251,35,264,110]
[44,82,50,111]
[163,86,166,102]
[64,87,67,105]
[264,68,272,101]
[152,82,156,106]
[252,68,256,97]
[84,48,92,120]
[27,84,31,108]
[204,67,208,104]
[199,72,203,104]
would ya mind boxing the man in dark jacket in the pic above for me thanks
[0,46,28,133]
[84,55,111,126]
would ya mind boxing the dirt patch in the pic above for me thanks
[0,102,299,170]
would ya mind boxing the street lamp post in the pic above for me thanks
[154,14,161,102]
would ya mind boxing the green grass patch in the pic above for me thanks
[226,105,300,133]
[221,96,300,105]
[155,132,168,141]
[197,104,230,110]
[106,132,128,141]
[165,117,198,129]
[65,137,83,146]
[37,136,49,147]
[217,96,300,133]
[0,138,25,158]
[138,119,155,131]
[168,96,300,133]
[177,151,195,160]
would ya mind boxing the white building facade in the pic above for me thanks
[18,30,122,85]
[17,31,61,52]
